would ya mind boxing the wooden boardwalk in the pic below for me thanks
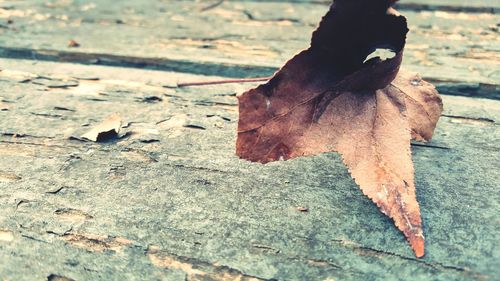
[0,1,498,280]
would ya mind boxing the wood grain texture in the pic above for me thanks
[0,58,498,280]
[0,0,498,97]
[0,0,499,280]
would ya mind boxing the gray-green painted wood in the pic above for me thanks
[0,0,498,97]
[0,58,499,280]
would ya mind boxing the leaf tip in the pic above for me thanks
[410,235,425,258]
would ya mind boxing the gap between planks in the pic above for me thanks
[0,47,498,100]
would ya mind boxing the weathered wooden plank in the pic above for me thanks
[398,0,500,9]
[0,58,499,280]
[0,0,498,97]
[395,0,500,13]
[229,0,500,13]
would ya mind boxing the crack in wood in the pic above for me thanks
[54,208,94,222]
[323,239,488,279]
[45,186,67,194]
[147,245,275,281]
[168,163,232,174]
[0,140,82,150]
[442,114,496,125]
[410,142,450,150]
[21,234,48,243]
[200,0,225,12]
[0,46,277,78]
[47,274,75,281]
[58,232,134,253]
[0,132,55,139]
[1,48,497,100]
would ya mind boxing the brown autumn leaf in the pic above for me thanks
[236,0,443,258]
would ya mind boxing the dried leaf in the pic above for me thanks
[81,113,123,142]
[236,0,442,257]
